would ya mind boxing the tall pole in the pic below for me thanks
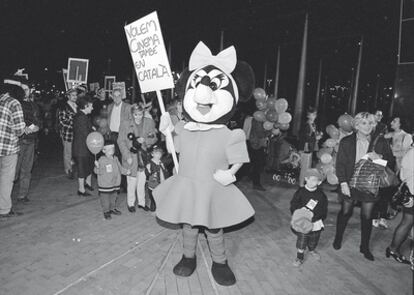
[220,30,224,51]
[293,13,308,136]
[351,36,363,116]
[347,67,355,113]
[263,62,267,90]
[315,59,322,109]
[274,46,281,98]
[132,66,136,103]
[168,42,174,100]
[373,74,380,111]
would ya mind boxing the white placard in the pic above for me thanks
[67,58,89,83]
[124,11,174,93]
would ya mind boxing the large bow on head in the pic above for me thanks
[189,42,237,74]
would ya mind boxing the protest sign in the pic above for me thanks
[67,58,89,83]
[89,82,100,92]
[62,68,73,91]
[124,11,174,93]
[104,76,116,92]
[112,82,126,99]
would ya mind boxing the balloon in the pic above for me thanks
[263,121,274,130]
[326,124,340,139]
[317,147,333,159]
[337,114,353,133]
[315,163,327,180]
[327,172,339,185]
[253,111,266,122]
[324,138,337,148]
[98,118,108,129]
[271,128,281,136]
[275,98,288,114]
[255,99,267,111]
[320,153,333,164]
[266,98,277,109]
[322,164,335,175]
[279,123,290,131]
[278,112,292,124]
[266,110,278,122]
[86,132,104,155]
[253,88,266,100]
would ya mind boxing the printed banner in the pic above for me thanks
[124,11,174,93]
[67,58,89,83]
[104,76,116,92]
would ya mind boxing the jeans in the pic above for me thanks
[0,154,18,214]
[99,191,117,213]
[62,139,72,174]
[248,145,265,186]
[15,141,35,198]
[127,171,146,207]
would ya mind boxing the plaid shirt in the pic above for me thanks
[58,102,77,142]
[0,94,25,156]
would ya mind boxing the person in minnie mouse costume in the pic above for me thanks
[155,42,255,286]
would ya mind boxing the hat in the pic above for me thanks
[76,84,88,93]
[103,139,115,147]
[4,75,28,87]
[65,88,77,95]
[291,207,314,234]
[304,168,323,181]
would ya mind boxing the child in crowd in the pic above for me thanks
[145,145,168,212]
[290,169,328,266]
[94,140,129,220]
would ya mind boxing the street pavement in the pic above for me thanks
[0,145,412,295]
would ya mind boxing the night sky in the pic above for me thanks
[0,0,400,115]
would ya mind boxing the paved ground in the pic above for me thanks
[0,143,412,295]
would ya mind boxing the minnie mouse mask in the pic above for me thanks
[178,42,255,125]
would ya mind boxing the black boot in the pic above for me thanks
[360,218,374,261]
[173,255,197,277]
[211,261,236,286]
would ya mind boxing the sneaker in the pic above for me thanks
[103,212,112,220]
[292,258,304,267]
[372,219,379,228]
[379,218,388,229]
[309,250,321,261]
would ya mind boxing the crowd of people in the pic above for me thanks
[0,70,413,270]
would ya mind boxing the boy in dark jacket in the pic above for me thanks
[290,169,328,266]
[94,140,129,219]
[145,145,167,212]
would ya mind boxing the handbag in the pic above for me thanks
[391,182,413,207]
[370,134,399,188]
[349,158,384,198]
[379,166,400,188]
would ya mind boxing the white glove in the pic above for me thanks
[159,113,174,136]
[213,169,236,186]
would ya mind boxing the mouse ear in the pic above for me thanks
[175,68,192,100]
[232,61,255,102]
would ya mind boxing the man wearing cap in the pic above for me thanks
[58,88,78,178]
[14,79,41,202]
[0,75,27,217]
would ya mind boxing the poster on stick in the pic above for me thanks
[112,82,126,99]
[62,68,74,91]
[67,58,89,83]
[104,76,116,92]
[124,11,174,93]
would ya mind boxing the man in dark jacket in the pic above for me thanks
[15,85,41,202]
